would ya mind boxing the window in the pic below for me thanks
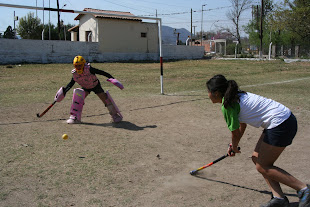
[141,32,147,38]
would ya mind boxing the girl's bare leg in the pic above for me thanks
[252,132,306,198]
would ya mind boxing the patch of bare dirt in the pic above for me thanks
[1,94,309,207]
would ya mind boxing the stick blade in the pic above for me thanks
[189,170,198,175]
[36,113,41,118]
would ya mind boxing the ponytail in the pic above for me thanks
[206,74,245,108]
[223,80,240,108]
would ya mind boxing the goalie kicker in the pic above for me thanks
[67,88,85,124]
[105,90,123,123]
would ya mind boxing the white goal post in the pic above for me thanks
[0,3,165,94]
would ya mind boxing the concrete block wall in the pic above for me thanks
[0,39,101,64]
[0,39,204,64]
[162,45,205,60]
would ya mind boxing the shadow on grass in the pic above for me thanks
[1,97,207,126]
[81,121,157,131]
[193,175,298,203]
[127,97,208,112]
[164,93,207,97]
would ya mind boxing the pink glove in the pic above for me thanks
[54,87,65,102]
[107,78,124,90]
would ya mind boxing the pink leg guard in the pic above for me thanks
[105,91,123,123]
[69,88,85,121]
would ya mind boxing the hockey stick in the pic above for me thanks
[190,147,240,175]
[36,87,70,118]
[36,101,56,118]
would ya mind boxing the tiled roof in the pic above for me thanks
[68,25,79,32]
[74,8,142,21]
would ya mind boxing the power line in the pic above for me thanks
[103,0,155,14]
[141,5,242,17]
[163,18,251,25]
[132,0,189,9]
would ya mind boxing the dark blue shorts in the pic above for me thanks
[263,113,298,147]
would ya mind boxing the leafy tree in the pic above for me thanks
[225,0,253,50]
[17,12,43,39]
[283,0,310,44]
[269,0,310,46]
[59,22,74,41]
[41,22,74,41]
[42,23,59,40]
[3,26,16,39]
[245,0,310,57]
[244,0,275,53]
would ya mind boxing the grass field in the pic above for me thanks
[1,59,310,207]
[1,59,310,108]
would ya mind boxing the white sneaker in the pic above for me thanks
[66,117,81,124]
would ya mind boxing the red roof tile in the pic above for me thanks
[74,8,142,21]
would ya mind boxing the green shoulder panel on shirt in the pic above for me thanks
[221,100,240,132]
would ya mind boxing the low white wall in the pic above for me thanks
[0,39,204,64]
[162,45,205,60]
[0,39,101,64]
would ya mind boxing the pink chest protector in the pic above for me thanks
[72,64,99,89]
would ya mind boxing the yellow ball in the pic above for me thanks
[62,134,68,140]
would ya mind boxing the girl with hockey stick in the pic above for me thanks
[206,74,309,207]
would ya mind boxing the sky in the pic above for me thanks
[0,0,282,35]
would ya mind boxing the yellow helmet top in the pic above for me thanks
[73,56,86,74]
[73,55,86,66]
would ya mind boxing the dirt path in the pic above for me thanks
[1,94,309,207]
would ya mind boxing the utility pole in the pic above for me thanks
[42,0,44,40]
[259,0,264,58]
[57,0,61,40]
[190,8,192,46]
[49,0,51,40]
[13,11,16,30]
[256,5,259,30]
[174,29,180,45]
[201,4,206,46]
[192,26,197,42]
[14,11,18,38]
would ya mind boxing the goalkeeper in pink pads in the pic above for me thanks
[55,55,123,124]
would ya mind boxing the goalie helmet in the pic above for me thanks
[73,55,86,74]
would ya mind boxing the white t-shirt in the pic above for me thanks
[238,92,291,129]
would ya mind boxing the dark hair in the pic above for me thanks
[206,74,245,108]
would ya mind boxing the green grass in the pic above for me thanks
[1,59,310,109]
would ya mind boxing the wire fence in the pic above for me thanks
[273,45,310,58]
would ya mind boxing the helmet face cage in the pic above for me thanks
[73,56,86,74]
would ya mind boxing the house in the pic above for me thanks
[68,8,159,54]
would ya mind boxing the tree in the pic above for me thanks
[225,0,253,50]
[244,0,274,54]
[17,12,43,39]
[284,0,310,44]
[3,26,16,39]
[42,23,59,40]
[256,0,310,57]
[59,22,74,41]
[42,22,74,41]
[245,0,310,57]
[270,0,310,45]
